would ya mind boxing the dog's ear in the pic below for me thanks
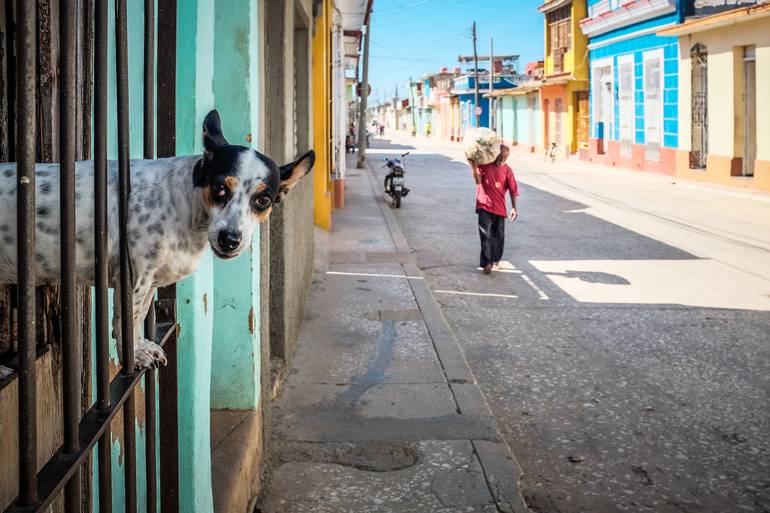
[202,110,228,155]
[276,150,315,202]
[192,159,207,188]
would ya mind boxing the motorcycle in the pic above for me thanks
[383,152,410,208]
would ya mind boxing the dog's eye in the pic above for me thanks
[253,195,272,211]
[212,183,227,199]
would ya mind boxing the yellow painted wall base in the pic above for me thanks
[675,150,770,192]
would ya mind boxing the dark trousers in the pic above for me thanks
[478,208,505,267]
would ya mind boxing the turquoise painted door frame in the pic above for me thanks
[174,0,217,512]
[88,1,265,511]
[210,0,264,411]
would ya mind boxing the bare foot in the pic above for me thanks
[483,264,492,274]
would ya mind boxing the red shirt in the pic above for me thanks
[475,162,519,217]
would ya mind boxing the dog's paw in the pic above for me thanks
[0,365,14,381]
[133,339,167,370]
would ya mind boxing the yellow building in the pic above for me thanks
[538,0,590,155]
[312,0,334,229]
[660,3,770,192]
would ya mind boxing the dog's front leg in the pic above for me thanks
[112,282,167,371]
[132,287,167,370]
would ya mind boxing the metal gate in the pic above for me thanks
[690,43,708,169]
[2,1,180,512]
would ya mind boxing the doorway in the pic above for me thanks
[528,94,537,148]
[576,90,589,150]
[618,56,634,158]
[594,64,613,152]
[554,97,563,148]
[743,45,756,177]
[643,50,663,162]
[690,43,708,169]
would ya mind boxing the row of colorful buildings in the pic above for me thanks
[375,0,770,192]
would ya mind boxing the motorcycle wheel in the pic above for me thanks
[384,176,391,193]
[394,190,401,208]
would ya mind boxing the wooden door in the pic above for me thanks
[576,91,589,149]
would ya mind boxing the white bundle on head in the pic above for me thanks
[463,127,503,165]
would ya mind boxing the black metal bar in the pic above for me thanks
[144,365,157,513]
[115,0,132,376]
[155,0,175,159]
[96,433,112,513]
[60,0,81,511]
[5,323,175,513]
[15,0,36,507]
[143,1,157,509]
[115,0,136,512]
[94,0,109,413]
[143,306,157,513]
[143,0,154,160]
[155,2,179,510]
[156,291,178,513]
[94,0,112,511]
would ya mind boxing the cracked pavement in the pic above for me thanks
[258,149,527,513]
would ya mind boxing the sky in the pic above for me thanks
[366,0,545,105]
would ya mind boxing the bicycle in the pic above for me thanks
[544,142,558,163]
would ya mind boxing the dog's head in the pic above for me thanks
[193,110,315,259]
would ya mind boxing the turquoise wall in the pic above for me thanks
[496,93,540,148]
[174,0,216,512]
[497,96,516,143]
[515,94,539,148]
[210,0,263,411]
[86,0,266,510]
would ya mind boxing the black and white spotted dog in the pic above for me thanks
[0,110,314,374]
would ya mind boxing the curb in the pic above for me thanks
[362,158,533,513]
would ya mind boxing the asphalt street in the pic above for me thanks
[371,134,770,513]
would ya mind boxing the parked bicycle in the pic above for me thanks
[545,142,558,163]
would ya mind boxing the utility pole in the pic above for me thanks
[472,21,480,127]
[394,83,399,130]
[409,76,417,136]
[357,20,371,168]
[489,38,494,129]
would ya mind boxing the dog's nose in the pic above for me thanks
[218,231,241,252]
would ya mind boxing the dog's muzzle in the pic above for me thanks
[212,230,243,259]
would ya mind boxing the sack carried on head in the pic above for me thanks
[463,127,503,165]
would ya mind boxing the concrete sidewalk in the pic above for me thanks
[257,155,530,513]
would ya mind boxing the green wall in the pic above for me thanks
[210,0,263,411]
[87,0,266,510]
[174,0,216,511]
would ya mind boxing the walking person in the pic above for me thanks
[468,145,518,274]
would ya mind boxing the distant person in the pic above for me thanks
[468,145,518,274]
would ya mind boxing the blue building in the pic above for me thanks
[580,0,685,173]
[451,73,519,136]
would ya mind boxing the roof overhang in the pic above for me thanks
[657,1,770,36]
[579,0,676,38]
[538,0,571,14]
[487,82,543,97]
[540,76,588,87]
[336,0,373,70]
